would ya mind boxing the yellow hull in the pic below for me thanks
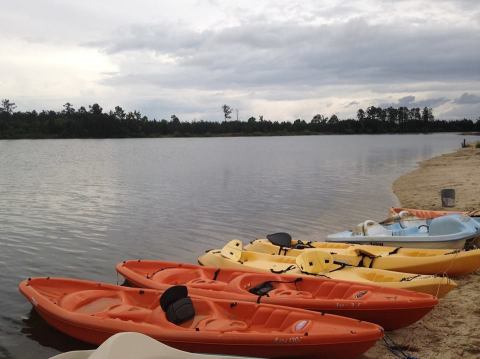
[246,239,480,276]
[198,241,456,298]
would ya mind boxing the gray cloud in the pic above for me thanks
[454,93,480,104]
[345,101,360,107]
[91,18,480,94]
[1,0,479,120]
[381,96,450,109]
[442,103,480,119]
[398,96,416,106]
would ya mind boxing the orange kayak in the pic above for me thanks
[19,277,383,359]
[117,260,438,330]
[389,207,479,219]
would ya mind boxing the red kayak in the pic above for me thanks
[116,260,438,330]
[19,277,383,359]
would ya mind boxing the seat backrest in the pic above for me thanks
[165,297,195,325]
[266,232,292,247]
[221,240,243,262]
[296,250,333,274]
[159,285,195,325]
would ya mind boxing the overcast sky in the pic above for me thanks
[1,0,479,121]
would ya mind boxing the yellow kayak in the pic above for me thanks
[245,235,480,276]
[198,240,456,298]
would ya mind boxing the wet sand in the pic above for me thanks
[363,146,480,358]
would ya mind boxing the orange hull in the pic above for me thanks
[19,277,383,359]
[390,207,466,219]
[117,260,437,330]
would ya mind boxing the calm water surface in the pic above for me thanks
[0,134,473,358]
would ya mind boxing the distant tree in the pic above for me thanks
[378,108,387,122]
[398,107,408,123]
[170,114,180,124]
[1,100,476,139]
[386,107,398,124]
[357,109,365,122]
[422,107,434,122]
[114,106,126,120]
[89,103,103,115]
[62,102,75,115]
[366,106,377,121]
[328,114,339,124]
[222,105,233,122]
[133,110,142,121]
[0,99,17,114]
[311,114,327,124]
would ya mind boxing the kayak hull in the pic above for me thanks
[117,260,438,330]
[389,207,466,219]
[20,278,383,359]
[246,239,480,276]
[198,245,456,298]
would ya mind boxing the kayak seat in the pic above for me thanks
[106,304,151,322]
[165,297,195,325]
[160,285,195,325]
[196,318,248,333]
[151,268,203,285]
[221,240,243,262]
[268,289,313,299]
[185,278,226,291]
[296,250,333,274]
[60,290,122,314]
[151,269,226,290]
[266,232,293,247]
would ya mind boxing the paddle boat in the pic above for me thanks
[326,214,480,249]
[49,332,248,359]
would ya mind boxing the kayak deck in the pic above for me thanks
[198,240,457,298]
[117,259,438,330]
[20,277,384,359]
[246,238,480,276]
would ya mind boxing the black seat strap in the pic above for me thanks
[387,247,402,255]
[249,278,303,303]
[270,264,296,274]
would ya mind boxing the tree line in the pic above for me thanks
[0,99,478,139]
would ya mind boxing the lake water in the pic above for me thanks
[0,133,474,358]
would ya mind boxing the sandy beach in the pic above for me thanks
[392,146,480,211]
[363,145,480,359]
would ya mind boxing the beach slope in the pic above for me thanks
[363,146,480,359]
[393,146,480,211]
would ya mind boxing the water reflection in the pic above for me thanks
[21,309,94,353]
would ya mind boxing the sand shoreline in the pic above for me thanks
[363,146,480,359]
[393,146,480,211]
